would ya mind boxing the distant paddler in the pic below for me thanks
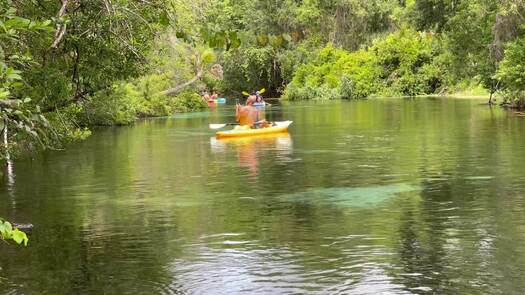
[211,90,219,100]
[202,90,217,107]
[202,90,210,102]
[242,88,271,107]
[255,90,264,104]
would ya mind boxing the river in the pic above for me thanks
[1,98,525,294]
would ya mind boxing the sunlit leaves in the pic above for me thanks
[4,17,31,29]
[5,67,22,81]
[496,35,525,106]
[227,31,241,50]
[159,11,170,27]
[0,5,56,158]
[284,29,443,100]
[0,219,29,246]
[0,12,53,33]
[0,89,9,99]
[198,28,241,50]
[201,49,216,63]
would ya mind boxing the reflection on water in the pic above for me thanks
[170,245,415,294]
[211,133,293,180]
[1,98,525,294]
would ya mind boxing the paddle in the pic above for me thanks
[209,120,269,130]
[241,88,272,107]
[209,123,239,129]
[242,88,266,96]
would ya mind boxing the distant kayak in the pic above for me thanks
[216,121,293,138]
[208,98,226,106]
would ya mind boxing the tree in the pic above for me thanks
[496,34,525,108]
[10,0,168,110]
[0,5,56,161]
[159,37,219,96]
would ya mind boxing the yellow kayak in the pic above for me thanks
[216,121,293,138]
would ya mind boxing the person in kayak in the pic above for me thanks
[202,91,211,102]
[211,91,219,100]
[236,94,269,128]
[255,91,264,104]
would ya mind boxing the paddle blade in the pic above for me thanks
[259,88,266,94]
[274,120,293,127]
[209,123,228,129]
[242,91,249,96]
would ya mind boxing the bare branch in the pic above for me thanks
[159,70,204,96]
[103,0,114,14]
[51,0,70,50]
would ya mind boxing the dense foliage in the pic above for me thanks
[0,1,170,160]
[1,0,525,163]
[0,5,56,159]
[200,0,525,105]
[497,34,525,108]
[284,29,444,100]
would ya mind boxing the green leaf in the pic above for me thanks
[201,50,216,63]
[159,11,170,27]
[11,229,27,245]
[4,17,31,29]
[212,32,226,49]
[0,222,7,237]
[41,20,52,27]
[7,73,22,81]
[6,68,23,81]
[176,31,187,40]
[228,31,241,50]
[0,90,10,99]
[1,221,13,239]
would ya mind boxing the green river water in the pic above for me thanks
[1,98,525,294]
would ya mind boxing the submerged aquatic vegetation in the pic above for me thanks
[282,183,420,208]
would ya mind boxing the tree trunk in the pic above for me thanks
[159,70,203,96]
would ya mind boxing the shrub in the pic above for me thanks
[283,29,445,100]
[81,84,138,126]
[47,104,92,143]
[80,72,208,125]
[496,35,525,108]
[173,92,208,112]
[220,46,280,94]
[283,44,381,100]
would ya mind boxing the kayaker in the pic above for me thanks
[202,91,211,102]
[255,91,264,104]
[211,91,219,100]
[236,95,269,128]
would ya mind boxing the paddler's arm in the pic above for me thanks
[235,103,241,122]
